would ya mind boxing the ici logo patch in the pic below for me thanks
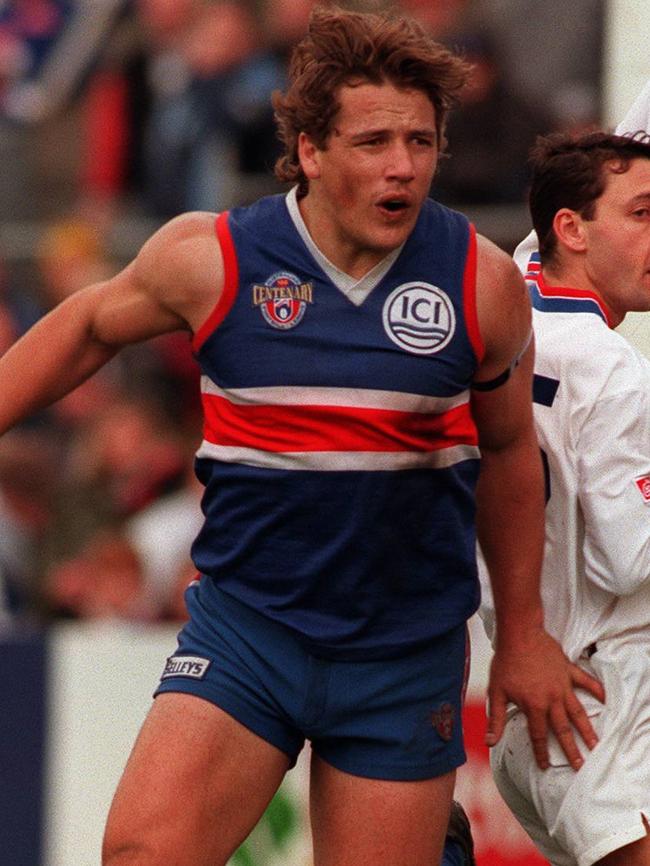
[382,282,456,355]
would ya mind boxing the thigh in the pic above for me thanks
[155,581,307,763]
[309,751,455,866]
[103,693,291,866]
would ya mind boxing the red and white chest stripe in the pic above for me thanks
[197,379,480,471]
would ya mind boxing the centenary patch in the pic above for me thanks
[635,474,650,503]
[252,271,314,330]
[161,655,211,680]
[382,282,456,355]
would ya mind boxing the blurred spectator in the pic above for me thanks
[132,0,285,217]
[0,0,127,124]
[181,0,284,209]
[63,394,190,518]
[397,0,468,38]
[43,528,152,620]
[124,465,203,619]
[476,0,603,130]
[261,0,315,65]
[35,215,112,305]
[0,206,202,624]
[434,31,554,206]
[39,391,198,621]
[0,429,62,620]
[125,0,199,216]
[0,1,129,220]
[43,468,202,623]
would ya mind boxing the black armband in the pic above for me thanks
[471,367,512,391]
[471,328,533,392]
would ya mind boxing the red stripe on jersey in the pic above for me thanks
[201,395,478,453]
[192,212,239,352]
[462,223,484,363]
[535,270,614,327]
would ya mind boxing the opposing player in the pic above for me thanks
[0,7,601,866]
[481,84,650,865]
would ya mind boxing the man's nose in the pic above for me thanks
[386,142,416,180]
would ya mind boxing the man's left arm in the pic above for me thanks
[472,236,604,771]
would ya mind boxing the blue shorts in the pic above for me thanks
[155,578,468,781]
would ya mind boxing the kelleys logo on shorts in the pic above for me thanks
[252,271,314,330]
[161,655,211,680]
[382,282,456,355]
[431,702,455,741]
[635,474,650,503]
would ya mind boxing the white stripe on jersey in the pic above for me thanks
[200,376,471,414]
[195,442,480,471]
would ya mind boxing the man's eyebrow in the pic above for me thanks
[344,128,387,141]
[411,128,437,140]
[343,127,437,142]
[628,191,650,206]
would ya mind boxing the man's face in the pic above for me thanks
[583,158,650,321]
[298,80,439,275]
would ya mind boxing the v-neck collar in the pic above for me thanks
[285,187,404,306]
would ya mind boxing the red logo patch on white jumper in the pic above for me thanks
[252,271,314,330]
[635,474,650,503]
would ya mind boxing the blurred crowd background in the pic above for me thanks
[0,0,605,628]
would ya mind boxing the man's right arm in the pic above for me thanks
[0,211,223,434]
[473,236,604,770]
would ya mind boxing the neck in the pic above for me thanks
[542,262,622,327]
[298,192,386,280]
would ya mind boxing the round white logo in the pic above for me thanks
[382,282,456,355]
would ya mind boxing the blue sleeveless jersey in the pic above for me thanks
[190,194,483,659]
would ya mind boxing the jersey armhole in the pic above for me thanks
[192,211,239,353]
[462,223,484,364]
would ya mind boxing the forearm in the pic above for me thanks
[476,433,546,647]
[0,288,117,433]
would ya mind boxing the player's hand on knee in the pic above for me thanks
[485,628,604,771]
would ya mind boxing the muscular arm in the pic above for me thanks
[0,211,223,434]
[473,237,545,639]
[473,236,603,770]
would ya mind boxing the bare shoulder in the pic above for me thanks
[133,211,224,331]
[476,233,528,307]
[475,233,531,375]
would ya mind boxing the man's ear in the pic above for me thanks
[298,132,321,181]
[553,208,588,253]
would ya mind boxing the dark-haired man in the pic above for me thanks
[482,84,650,866]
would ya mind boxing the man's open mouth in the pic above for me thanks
[378,197,410,213]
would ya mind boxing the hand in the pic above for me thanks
[485,628,605,770]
